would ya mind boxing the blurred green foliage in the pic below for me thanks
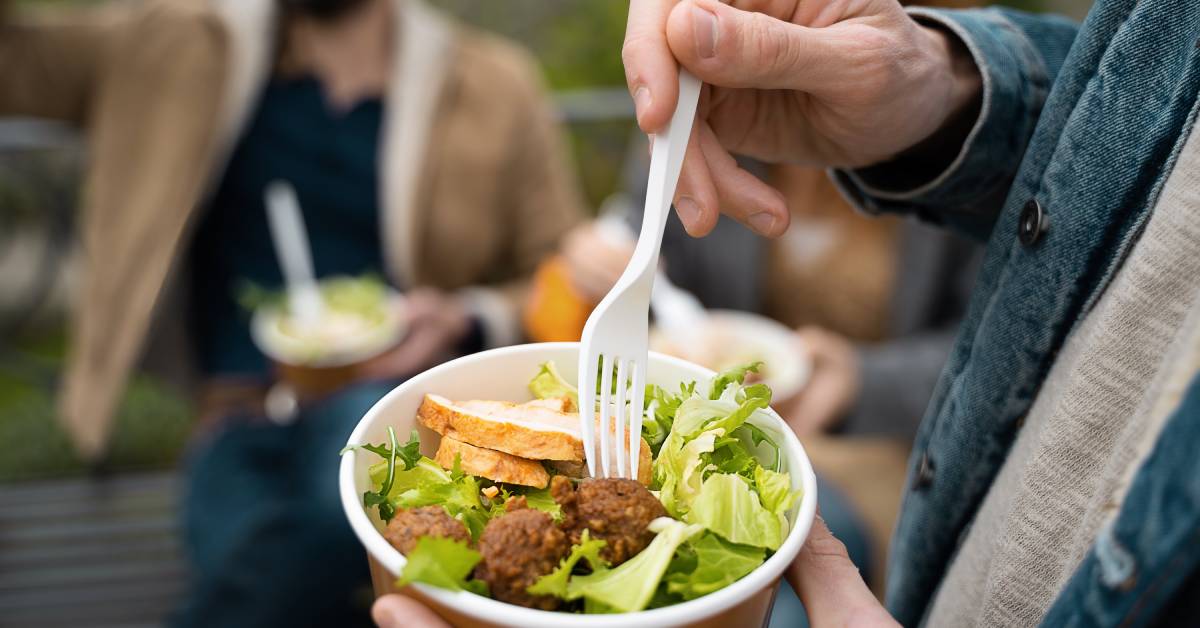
[433,0,634,209]
[434,0,628,90]
[0,333,192,481]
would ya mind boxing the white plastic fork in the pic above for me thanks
[578,70,702,480]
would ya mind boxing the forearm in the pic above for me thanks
[855,23,983,198]
[832,8,1080,241]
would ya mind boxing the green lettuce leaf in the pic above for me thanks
[321,275,390,324]
[737,423,782,472]
[670,396,733,439]
[365,452,494,539]
[356,428,423,522]
[688,473,785,550]
[655,429,719,518]
[709,362,762,399]
[565,518,704,613]
[397,536,483,593]
[528,362,579,409]
[666,533,765,600]
[754,465,801,515]
[392,456,489,539]
[377,458,453,496]
[643,382,694,456]
[641,414,669,459]
[651,395,733,513]
[708,435,756,477]
[527,530,609,597]
[702,394,771,438]
[653,387,775,515]
[520,487,564,522]
[251,275,391,320]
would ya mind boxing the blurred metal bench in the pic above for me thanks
[0,472,187,628]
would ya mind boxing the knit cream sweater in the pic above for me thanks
[925,122,1200,626]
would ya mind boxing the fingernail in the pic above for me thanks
[634,86,652,122]
[692,4,717,59]
[676,196,702,226]
[749,212,777,235]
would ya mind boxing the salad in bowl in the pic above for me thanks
[246,275,406,367]
[339,343,817,627]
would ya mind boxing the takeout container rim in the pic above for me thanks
[339,342,818,628]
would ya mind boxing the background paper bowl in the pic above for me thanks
[650,310,810,405]
[250,293,407,398]
[339,342,818,628]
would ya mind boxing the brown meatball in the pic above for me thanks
[549,475,578,526]
[383,506,470,555]
[475,508,569,610]
[555,477,667,566]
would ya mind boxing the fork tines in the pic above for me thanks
[579,354,645,481]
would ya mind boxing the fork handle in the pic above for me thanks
[627,70,703,281]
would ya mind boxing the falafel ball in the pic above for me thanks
[475,508,569,610]
[383,506,470,555]
[554,476,667,565]
[549,475,577,525]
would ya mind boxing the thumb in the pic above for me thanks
[372,593,451,628]
[665,0,840,91]
[787,514,899,627]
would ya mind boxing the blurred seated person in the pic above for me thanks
[530,137,980,594]
[0,0,583,625]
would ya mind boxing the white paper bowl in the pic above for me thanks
[650,310,810,404]
[339,342,817,628]
[251,293,407,368]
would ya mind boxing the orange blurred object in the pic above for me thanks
[523,256,593,342]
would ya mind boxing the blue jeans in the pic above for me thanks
[173,382,397,628]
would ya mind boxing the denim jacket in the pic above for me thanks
[833,1,1200,625]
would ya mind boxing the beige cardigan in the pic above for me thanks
[0,0,584,459]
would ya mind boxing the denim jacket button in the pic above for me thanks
[1019,199,1049,246]
[913,452,935,490]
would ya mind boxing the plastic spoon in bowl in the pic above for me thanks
[264,180,324,331]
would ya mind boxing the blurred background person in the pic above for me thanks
[0,0,582,625]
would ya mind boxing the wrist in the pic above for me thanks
[924,24,982,129]
[852,24,982,189]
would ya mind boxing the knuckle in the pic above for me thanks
[846,29,903,90]
[746,13,799,84]
[621,34,657,68]
[806,529,852,561]
[744,13,777,64]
